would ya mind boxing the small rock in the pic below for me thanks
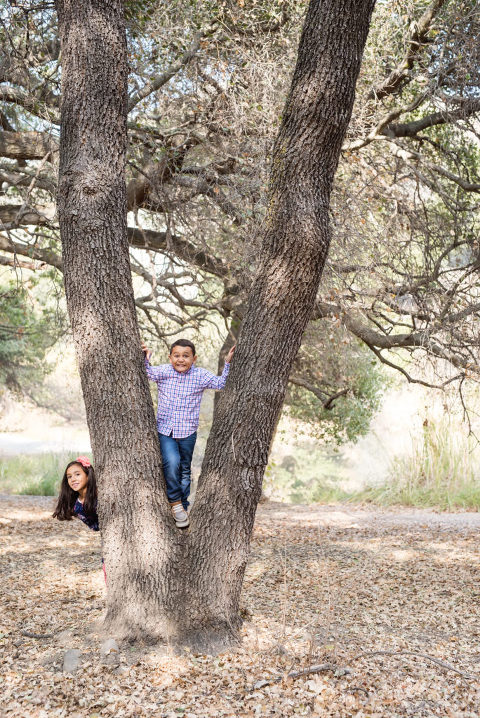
[100,638,119,656]
[115,665,129,676]
[63,648,81,673]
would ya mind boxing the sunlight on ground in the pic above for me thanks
[1,496,479,717]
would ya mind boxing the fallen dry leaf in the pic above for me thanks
[1,496,479,717]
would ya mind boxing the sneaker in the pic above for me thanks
[171,503,189,528]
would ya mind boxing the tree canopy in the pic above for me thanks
[1,0,479,428]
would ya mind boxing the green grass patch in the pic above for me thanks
[357,480,480,510]
[0,451,82,496]
[268,416,480,510]
[358,417,480,510]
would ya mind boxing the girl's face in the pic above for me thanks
[66,463,89,497]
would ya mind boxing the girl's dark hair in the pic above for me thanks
[53,461,97,521]
[170,338,196,356]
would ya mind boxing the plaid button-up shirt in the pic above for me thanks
[145,359,230,438]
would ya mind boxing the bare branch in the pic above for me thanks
[386,98,480,138]
[127,226,229,278]
[289,374,349,409]
[0,254,47,270]
[175,174,244,224]
[314,301,479,375]
[128,31,206,112]
[0,165,56,195]
[0,203,53,227]
[345,92,428,151]
[402,146,480,192]
[350,650,477,681]
[0,130,57,161]
[0,233,63,270]
[0,86,59,122]
[367,0,448,101]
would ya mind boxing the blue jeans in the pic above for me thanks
[159,432,197,510]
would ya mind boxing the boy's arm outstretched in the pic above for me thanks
[202,345,235,389]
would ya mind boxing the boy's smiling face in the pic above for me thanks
[169,345,196,373]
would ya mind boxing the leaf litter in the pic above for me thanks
[1,495,479,717]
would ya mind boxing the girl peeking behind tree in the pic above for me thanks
[53,456,98,530]
[53,456,105,580]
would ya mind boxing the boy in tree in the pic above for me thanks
[142,339,235,528]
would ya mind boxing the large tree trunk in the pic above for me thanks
[57,0,375,651]
[56,0,179,641]
[183,0,377,649]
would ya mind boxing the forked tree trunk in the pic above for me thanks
[57,0,376,651]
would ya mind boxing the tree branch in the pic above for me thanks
[386,98,480,138]
[0,86,60,122]
[0,233,63,270]
[0,213,229,279]
[344,93,428,151]
[0,130,57,161]
[0,254,46,270]
[350,650,477,681]
[314,301,479,375]
[126,136,201,210]
[0,166,56,195]
[0,109,15,131]
[367,0,447,101]
[127,226,229,278]
[400,146,480,192]
[0,203,52,227]
[175,174,244,224]
[289,374,349,409]
[128,31,205,112]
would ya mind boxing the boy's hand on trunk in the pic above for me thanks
[141,342,152,362]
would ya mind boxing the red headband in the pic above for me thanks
[76,456,91,468]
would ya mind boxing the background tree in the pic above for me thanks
[0,273,64,397]
[1,0,479,430]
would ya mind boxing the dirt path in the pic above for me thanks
[1,496,479,717]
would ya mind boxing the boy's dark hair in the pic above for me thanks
[53,461,97,521]
[169,338,196,356]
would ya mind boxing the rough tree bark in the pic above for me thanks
[55,0,179,640]
[56,0,375,650]
[184,0,377,649]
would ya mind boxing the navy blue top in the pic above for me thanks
[73,499,99,531]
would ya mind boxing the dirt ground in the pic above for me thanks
[1,495,479,717]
